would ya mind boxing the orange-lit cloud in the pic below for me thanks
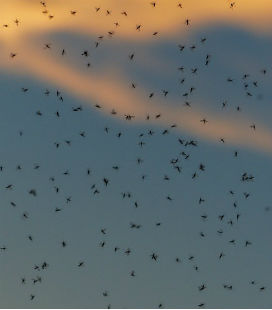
[1,0,272,43]
[0,0,272,154]
[2,42,271,155]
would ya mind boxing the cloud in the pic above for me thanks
[1,0,272,154]
[1,0,272,43]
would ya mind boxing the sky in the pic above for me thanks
[0,0,272,308]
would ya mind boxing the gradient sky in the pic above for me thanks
[1,0,272,308]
